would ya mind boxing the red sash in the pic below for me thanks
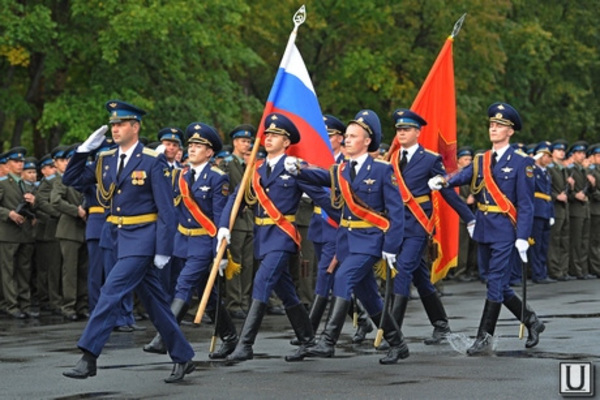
[252,160,301,247]
[178,168,217,237]
[482,151,517,225]
[390,149,434,234]
[336,163,390,232]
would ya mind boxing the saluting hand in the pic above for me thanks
[78,125,109,153]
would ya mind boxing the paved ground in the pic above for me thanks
[0,278,598,399]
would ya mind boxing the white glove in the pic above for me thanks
[78,125,108,152]
[218,259,228,277]
[155,144,166,154]
[284,156,299,176]
[427,175,446,191]
[154,254,170,269]
[515,239,529,263]
[549,217,555,227]
[467,220,476,238]
[382,251,397,270]
[216,227,231,252]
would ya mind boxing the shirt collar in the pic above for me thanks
[493,144,510,161]
[349,152,370,173]
[118,141,139,164]
[191,161,209,178]
[401,143,420,161]
[266,153,285,168]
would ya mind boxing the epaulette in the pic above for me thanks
[46,174,57,181]
[99,148,117,157]
[0,176,7,181]
[374,158,390,165]
[548,163,555,168]
[424,148,439,156]
[142,148,158,157]
[514,149,527,157]
[211,166,226,175]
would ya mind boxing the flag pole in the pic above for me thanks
[194,5,307,325]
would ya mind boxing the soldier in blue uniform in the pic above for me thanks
[528,142,556,284]
[431,102,545,354]
[285,110,408,363]
[216,113,317,363]
[143,122,238,360]
[62,100,194,383]
[388,109,475,353]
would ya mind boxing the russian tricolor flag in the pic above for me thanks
[257,23,334,168]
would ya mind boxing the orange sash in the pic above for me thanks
[336,163,390,232]
[252,160,301,247]
[390,149,434,234]
[178,168,217,237]
[481,151,517,225]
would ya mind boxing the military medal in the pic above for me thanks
[131,170,147,185]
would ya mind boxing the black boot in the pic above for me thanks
[225,300,267,362]
[467,300,502,355]
[164,360,195,383]
[352,302,374,344]
[285,303,316,362]
[209,303,239,359]
[63,350,97,379]
[421,291,451,345]
[503,295,545,348]
[143,298,189,354]
[290,294,328,346]
[303,297,351,358]
[377,296,410,364]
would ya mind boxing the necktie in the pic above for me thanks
[189,168,196,185]
[266,163,272,178]
[117,154,126,179]
[400,150,408,171]
[350,160,358,182]
[491,151,498,168]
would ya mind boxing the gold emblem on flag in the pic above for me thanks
[131,170,147,185]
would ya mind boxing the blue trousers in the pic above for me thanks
[174,253,214,304]
[393,236,435,297]
[78,256,194,363]
[103,247,134,326]
[86,239,103,314]
[478,241,517,302]
[313,240,336,297]
[159,256,185,303]
[332,253,382,316]
[528,217,550,281]
[253,251,300,308]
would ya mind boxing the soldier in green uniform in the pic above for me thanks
[221,125,255,319]
[454,146,478,282]
[546,140,573,281]
[585,144,600,277]
[51,145,89,320]
[0,147,37,318]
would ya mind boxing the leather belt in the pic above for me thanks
[340,219,375,229]
[534,192,551,202]
[88,206,105,214]
[177,224,209,236]
[477,203,504,213]
[107,213,158,226]
[254,215,296,226]
[410,195,430,204]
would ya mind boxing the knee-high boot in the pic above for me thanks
[351,300,374,344]
[378,296,410,364]
[225,300,267,362]
[143,298,189,354]
[303,296,351,358]
[290,294,328,346]
[467,299,502,355]
[503,295,545,348]
[284,303,316,362]
[208,303,239,359]
[421,291,451,345]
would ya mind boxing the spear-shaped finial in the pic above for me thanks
[293,5,306,31]
[450,13,467,39]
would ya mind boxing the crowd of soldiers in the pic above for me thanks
[0,99,597,383]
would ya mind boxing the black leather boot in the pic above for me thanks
[303,297,351,358]
[225,300,267,362]
[352,301,374,344]
[421,291,451,345]
[285,303,316,362]
[143,298,189,354]
[164,360,195,383]
[209,303,239,359]
[63,350,97,379]
[377,296,410,364]
[290,294,328,346]
[467,300,502,355]
[503,295,545,348]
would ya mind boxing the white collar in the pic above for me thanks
[118,141,139,167]
[401,143,420,162]
[266,153,285,168]
[493,144,510,161]
[190,161,209,179]
[349,152,370,173]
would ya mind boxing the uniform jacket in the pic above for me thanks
[0,174,35,243]
[448,147,534,243]
[547,162,569,219]
[221,155,253,232]
[532,165,554,220]
[62,142,176,258]
[567,163,590,218]
[51,176,86,243]
[587,164,600,216]
[34,174,61,241]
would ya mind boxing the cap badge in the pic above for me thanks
[194,124,201,130]
[498,104,505,110]
[109,103,117,108]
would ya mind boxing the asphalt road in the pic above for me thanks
[1,278,598,399]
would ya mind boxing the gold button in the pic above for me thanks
[116,207,121,212]
[348,228,352,231]
[188,218,192,222]
[266,188,270,193]
[348,216,352,220]
[117,189,122,194]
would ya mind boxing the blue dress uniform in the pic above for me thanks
[62,100,194,382]
[389,109,475,347]
[294,110,408,364]
[528,142,555,283]
[446,103,545,354]
[222,113,317,363]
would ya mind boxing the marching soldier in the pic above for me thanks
[0,147,37,319]
[547,139,573,281]
[586,144,600,277]
[62,100,194,383]
[216,113,318,363]
[390,109,475,350]
[285,110,408,364]
[432,102,545,354]
[528,142,556,284]
[143,122,238,360]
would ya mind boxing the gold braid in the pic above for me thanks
[470,153,486,195]
[95,155,115,209]
[244,163,258,205]
[330,164,344,209]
